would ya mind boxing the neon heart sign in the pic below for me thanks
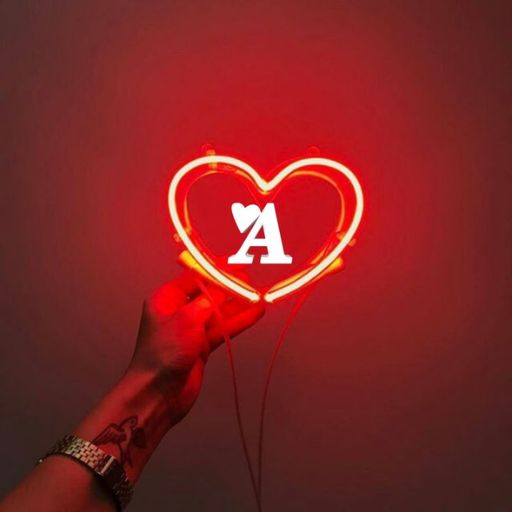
[168,155,364,303]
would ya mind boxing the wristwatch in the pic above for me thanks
[39,434,134,511]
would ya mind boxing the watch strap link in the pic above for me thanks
[39,434,133,510]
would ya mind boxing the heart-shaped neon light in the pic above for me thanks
[168,155,364,303]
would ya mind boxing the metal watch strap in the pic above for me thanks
[39,434,134,511]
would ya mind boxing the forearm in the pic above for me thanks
[0,272,264,512]
[1,370,173,512]
[74,369,172,483]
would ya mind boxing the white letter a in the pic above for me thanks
[228,203,293,264]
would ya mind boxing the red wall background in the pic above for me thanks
[1,1,511,510]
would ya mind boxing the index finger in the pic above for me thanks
[207,298,265,350]
[147,271,202,317]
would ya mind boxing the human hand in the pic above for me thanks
[0,270,265,510]
[128,271,265,426]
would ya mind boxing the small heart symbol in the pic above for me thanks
[231,203,261,233]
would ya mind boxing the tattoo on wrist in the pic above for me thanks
[93,416,147,467]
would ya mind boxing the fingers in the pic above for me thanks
[179,285,228,325]
[177,265,263,347]
[146,271,202,318]
[206,297,265,350]
[146,264,256,334]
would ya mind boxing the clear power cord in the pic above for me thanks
[194,278,262,512]
[195,277,313,511]
[256,288,312,506]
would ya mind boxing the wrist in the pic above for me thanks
[126,361,202,428]
[73,369,174,482]
[118,369,175,426]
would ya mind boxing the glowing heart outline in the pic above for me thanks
[168,155,364,303]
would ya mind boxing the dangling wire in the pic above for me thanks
[194,278,262,512]
[256,288,313,505]
[195,276,319,510]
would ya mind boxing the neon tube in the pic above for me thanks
[168,155,364,303]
